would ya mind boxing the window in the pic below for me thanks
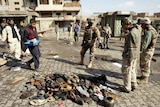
[67,13,72,15]
[4,0,9,5]
[15,8,20,10]
[41,12,52,17]
[0,0,2,5]
[14,2,19,5]
[56,13,61,16]
[40,0,49,4]
[53,0,62,4]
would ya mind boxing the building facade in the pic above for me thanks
[35,0,81,31]
[99,11,160,37]
[0,0,38,25]
[0,0,81,31]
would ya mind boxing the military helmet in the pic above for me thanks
[121,18,132,25]
[140,17,151,24]
[87,18,95,22]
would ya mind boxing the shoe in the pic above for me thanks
[15,57,22,61]
[77,61,84,65]
[137,76,143,79]
[20,89,34,99]
[76,86,89,97]
[26,62,31,69]
[137,76,148,84]
[29,99,48,106]
[131,87,136,91]
[87,62,92,68]
[131,82,137,91]
[2,52,8,60]
[119,86,130,93]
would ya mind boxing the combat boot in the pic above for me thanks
[77,57,84,65]
[137,76,148,84]
[87,61,92,68]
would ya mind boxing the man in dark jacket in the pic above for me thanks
[19,20,27,57]
[24,19,41,71]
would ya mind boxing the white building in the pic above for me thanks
[0,0,81,31]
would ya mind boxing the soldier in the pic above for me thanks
[77,18,101,68]
[121,18,141,93]
[103,23,112,49]
[138,17,158,84]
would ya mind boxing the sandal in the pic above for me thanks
[20,90,33,99]
[10,77,25,85]
[59,82,72,91]
[47,96,55,102]
[67,75,79,84]
[29,99,48,105]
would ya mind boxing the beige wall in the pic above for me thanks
[8,0,25,11]
[36,18,55,31]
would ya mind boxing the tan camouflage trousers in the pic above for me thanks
[140,49,154,77]
[80,43,96,62]
[121,58,137,91]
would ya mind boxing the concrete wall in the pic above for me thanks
[36,18,55,31]
[8,0,25,11]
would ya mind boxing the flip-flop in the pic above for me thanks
[10,77,25,85]
[29,96,55,105]
[20,90,33,99]
[29,99,48,106]
[59,82,72,91]
[47,96,55,102]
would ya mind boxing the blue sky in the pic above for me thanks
[79,0,160,16]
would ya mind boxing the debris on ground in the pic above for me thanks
[20,73,118,106]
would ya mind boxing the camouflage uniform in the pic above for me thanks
[140,25,158,80]
[121,24,141,91]
[78,20,100,68]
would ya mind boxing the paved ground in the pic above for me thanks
[0,30,160,107]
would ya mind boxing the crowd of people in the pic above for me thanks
[0,18,41,71]
[0,17,158,93]
[77,17,158,93]
[54,21,80,44]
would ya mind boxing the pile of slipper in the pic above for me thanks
[20,73,117,106]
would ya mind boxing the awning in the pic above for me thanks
[0,11,39,17]
[0,11,27,17]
